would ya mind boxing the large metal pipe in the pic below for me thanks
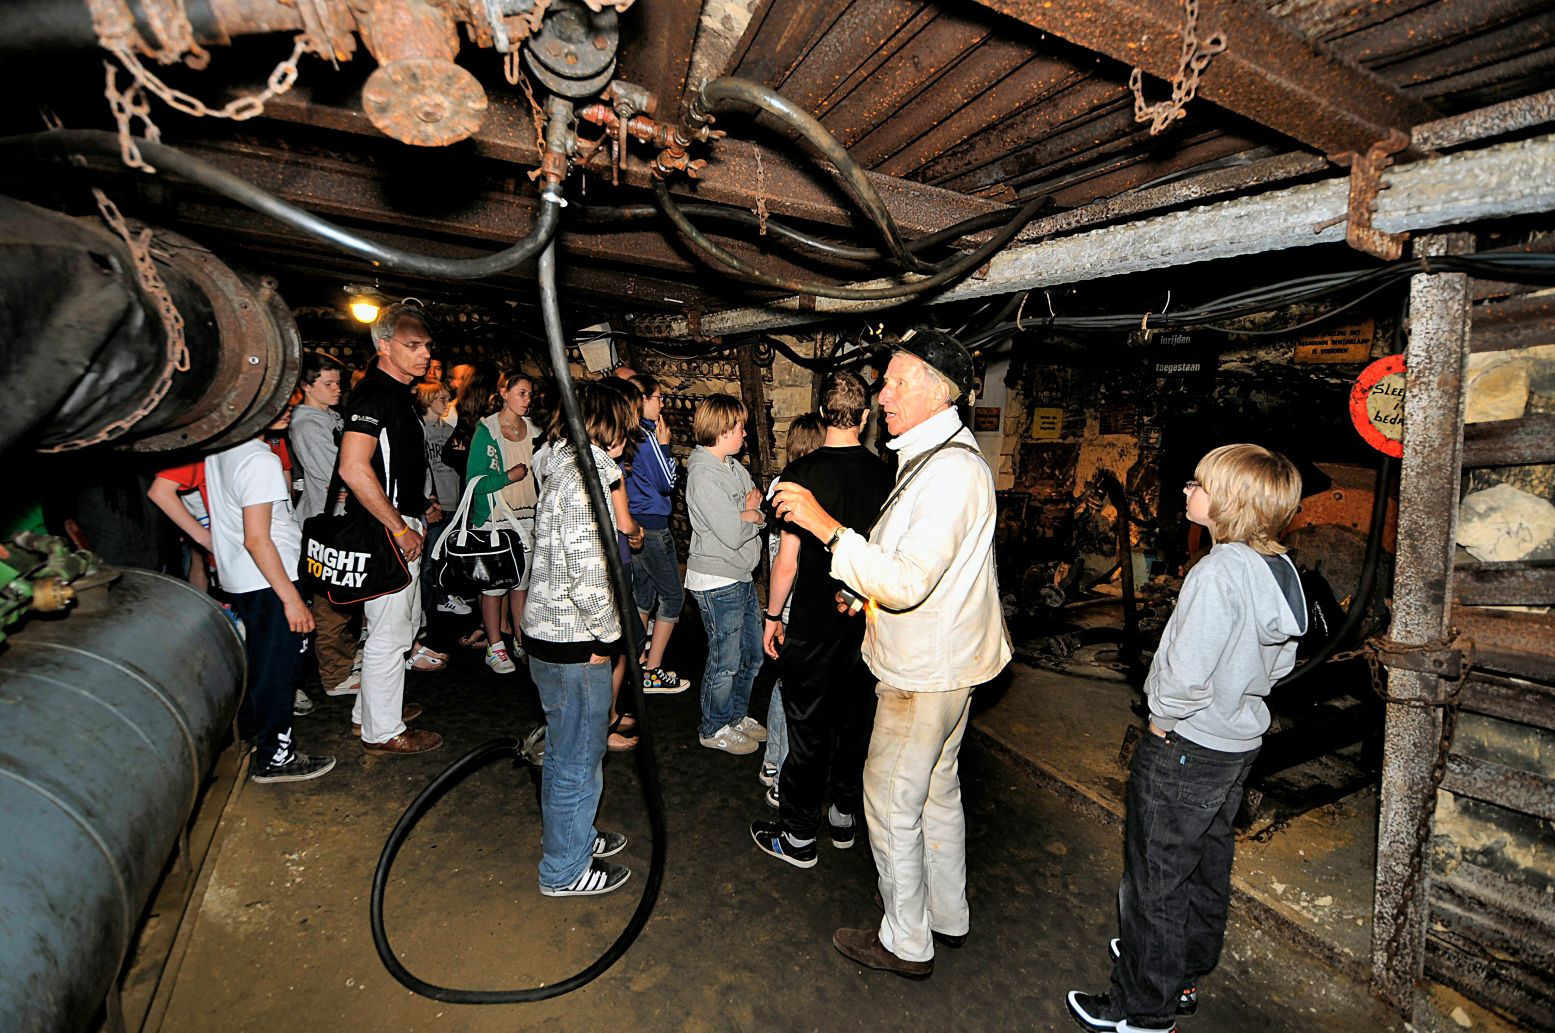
[0,569,244,1033]
[0,195,301,455]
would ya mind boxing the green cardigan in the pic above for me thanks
[465,414,537,526]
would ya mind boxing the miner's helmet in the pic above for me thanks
[895,328,976,403]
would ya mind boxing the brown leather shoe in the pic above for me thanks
[832,927,932,980]
[362,727,443,755]
[352,702,423,738]
[872,889,966,949]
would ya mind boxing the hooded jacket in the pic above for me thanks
[684,445,763,581]
[1147,541,1309,752]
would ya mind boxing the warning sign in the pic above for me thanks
[1029,407,1063,440]
[1294,319,1375,364]
[974,406,1003,432]
[1349,354,1406,457]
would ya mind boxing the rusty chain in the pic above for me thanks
[1334,631,1474,986]
[87,0,311,171]
[754,148,769,236]
[37,190,192,452]
[1128,0,1227,135]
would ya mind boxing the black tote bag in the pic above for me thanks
[300,470,412,605]
[431,477,526,592]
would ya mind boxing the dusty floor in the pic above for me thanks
[156,614,1417,1033]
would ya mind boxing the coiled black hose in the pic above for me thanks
[0,130,562,280]
[367,235,664,1004]
[655,177,1048,301]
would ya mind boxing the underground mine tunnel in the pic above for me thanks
[1,1,1552,1031]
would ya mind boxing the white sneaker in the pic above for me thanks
[486,644,516,674]
[293,688,315,716]
[699,724,759,755]
[436,597,472,615]
[733,715,768,743]
[328,671,361,696]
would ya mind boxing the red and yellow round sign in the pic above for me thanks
[1349,354,1406,457]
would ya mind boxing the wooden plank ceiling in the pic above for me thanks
[8,0,1553,314]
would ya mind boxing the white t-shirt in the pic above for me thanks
[204,439,303,595]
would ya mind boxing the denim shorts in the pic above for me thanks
[630,526,683,622]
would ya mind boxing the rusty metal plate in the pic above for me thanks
[363,58,488,147]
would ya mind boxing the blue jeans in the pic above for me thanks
[630,526,684,622]
[1111,730,1259,1024]
[531,656,613,889]
[689,580,762,739]
[764,681,788,769]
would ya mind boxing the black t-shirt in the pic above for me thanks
[342,366,428,518]
[780,444,893,641]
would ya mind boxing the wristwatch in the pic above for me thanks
[824,525,847,553]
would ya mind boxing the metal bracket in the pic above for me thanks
[1375,640,1465,681]
[1320,129,1412,260]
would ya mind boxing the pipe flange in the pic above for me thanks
[521,0,618,98]
[363,58,489,147]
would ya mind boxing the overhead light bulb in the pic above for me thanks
[350,299,380,323]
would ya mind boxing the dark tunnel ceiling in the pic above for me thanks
[4,0,1553,316]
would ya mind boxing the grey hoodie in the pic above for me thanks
[685,446,764,581]
[1147,542,1308,753]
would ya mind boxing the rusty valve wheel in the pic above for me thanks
[363,58,489,147]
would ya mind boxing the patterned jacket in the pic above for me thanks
[520,441,622,651]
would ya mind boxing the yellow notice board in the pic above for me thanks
[1029,407,1063,439]
[1294,319,1375,364]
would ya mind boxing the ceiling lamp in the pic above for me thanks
[345,283,382,324]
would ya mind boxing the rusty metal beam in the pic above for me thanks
[969,0,1434,154]
[1453,607,1555,682]
[1454,560,1555,607]
[1462,414,1555,468]
[1442,753,1555,821]
[1470,292,1555,353]
[1370,232,1473,1017]
[629,132,1555,337]
[1458,672,1555,733]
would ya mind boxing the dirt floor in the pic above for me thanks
[154,614,1423,1033]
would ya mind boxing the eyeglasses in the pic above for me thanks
[1184,480,1201,493]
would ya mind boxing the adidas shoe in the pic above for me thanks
[592,831,627,858]
[436,597,472,615]
[827,807,856,849]
[540,859,631,897]
[293,688,316,716]
[764,781,780,810]
[750,819,817,869]
[1107,940,1198,1016]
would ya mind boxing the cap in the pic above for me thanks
[895,328,976,402]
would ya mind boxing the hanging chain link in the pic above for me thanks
[1335,631,1475,984]
[1128,0,1227,135]
[38,190,192,452]
[86,0,310,171]
[754,148,769,236]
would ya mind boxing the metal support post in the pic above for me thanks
[1370,232,1473,1013]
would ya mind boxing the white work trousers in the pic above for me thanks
[865,682,974,964]
[353,519,423,744]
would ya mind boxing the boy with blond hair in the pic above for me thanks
[1068,443,1306,1033]
[685,392,767,755]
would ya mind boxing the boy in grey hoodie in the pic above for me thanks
[684,393,768,755]
[1068,444,1307,1033]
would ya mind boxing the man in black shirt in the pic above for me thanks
[751,372,892,868]
[338,303,443,755]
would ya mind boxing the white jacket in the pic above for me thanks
[830,407,1011,692]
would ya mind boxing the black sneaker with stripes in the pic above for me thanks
[540,859,631,897]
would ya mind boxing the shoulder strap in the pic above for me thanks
[871,432,985,530]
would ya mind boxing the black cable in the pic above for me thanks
[367,231,664,1005]
[695,77,936,274]
[575,202,1017,264]
[655,178,1048,301]
[1,130,562,280]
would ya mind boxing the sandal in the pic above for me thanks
[458,628,489,650]
[415,641,449,662]
[614,714,638,736]
[607,731,639,753]
[404,645,446,672]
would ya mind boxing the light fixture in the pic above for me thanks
[344,282,382,324]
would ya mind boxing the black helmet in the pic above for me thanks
[895,328,975,402]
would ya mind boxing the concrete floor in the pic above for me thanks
[153,618,1420,1033]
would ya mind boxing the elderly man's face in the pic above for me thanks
[877,353,945,437]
